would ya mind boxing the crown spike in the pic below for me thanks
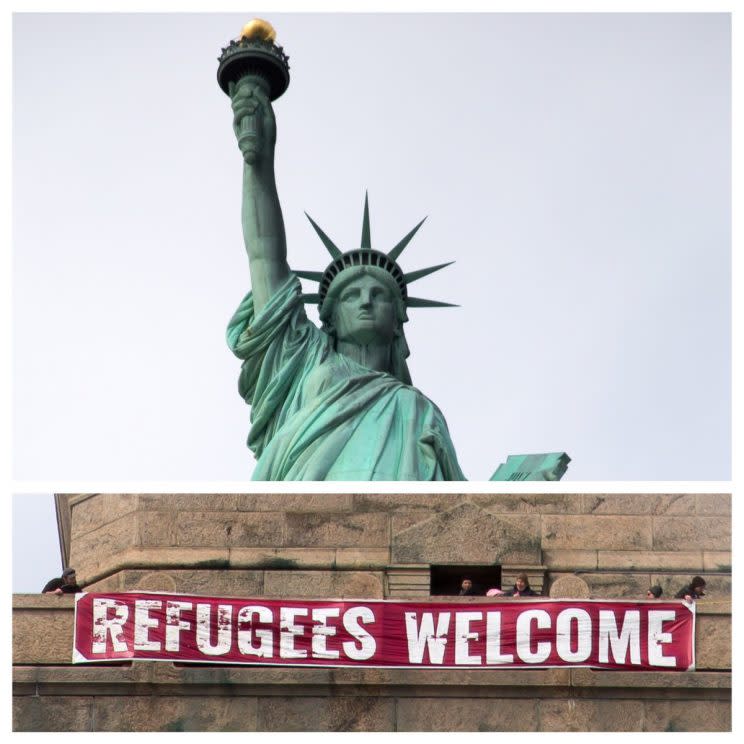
[403,261,455,285]
[407,297,459,308]
[388,217,427,262]
[360,191,371,249]
[302,293,321,305]
[305,212,342,259]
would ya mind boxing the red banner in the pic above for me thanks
[73,592,695,671]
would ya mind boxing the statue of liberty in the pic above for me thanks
[219,21,568,482]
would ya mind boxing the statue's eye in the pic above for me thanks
[371,288,390,301]
[342,288,360,302]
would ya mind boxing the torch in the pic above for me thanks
[217,19,290,163]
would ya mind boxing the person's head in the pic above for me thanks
[320,266,411,382]
[515,573,530,591]
[62,568,76,585]
[461,578,473,592]
[691,576,707,594]
[647,585,663,599]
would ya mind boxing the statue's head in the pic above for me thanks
[318,265,411,381]
[320,266,406,344]
[295,194,457,384]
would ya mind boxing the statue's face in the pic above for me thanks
[333,274,397,346]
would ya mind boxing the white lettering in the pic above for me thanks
[516,609,551,664]
[165,601,192,652]
[91,598,129,653]
[280,607,308,659]
[342,606,376,661]
[196,603,232,656]
[598,610,641,665]
[455,612,482,665]
[133,600,162,651]
[648,610,677,667]
[486,612,514,664]
[556,608,592,663]
[237,605,274,658]
[405,612,450,665]
[311,607,340,659]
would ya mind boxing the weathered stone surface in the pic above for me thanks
[137,494,243,512]
[263,570,384,598]
[116,569,264,597]
[13,607,73,664]
[237,494,354,512]
[334,548,390,568]
[229,547,336,569]
[69,517,137,577]
[387,566,431,597]
[643,699,731,731]
[86,574,121,591]
[256,696,394,732]
[15,663,573,690]
[138,493,356,514]
[703,552,731,571]
[79,548,231,588]
[284,512,389,548]
[582,494,696,515]
[472,493,584,514]
[93,695,259,732]
[539,698,644,731]
[695,494,730,516]
[386,512,435,534]
[14,696,94,731]
[392,503,540,564]
[12,657,732,732]
[548,575,590,599]
[138,509,178,547]
[582,572,650,598]
[172,511,285,548]
[129,572,178,592]
[597,550,702,571]
[569,668,731,689]
[397,697,538,731]
[71,494,137,539]
[652,517,730,551]
[542,516,652,551]
[542,550,597,570]
[696,614,731,670]
[351,494,464,511]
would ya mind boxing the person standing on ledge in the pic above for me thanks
[224,51,465,481]
[42,568,81,595]
[505,573,539,597]
[674,576,706,602]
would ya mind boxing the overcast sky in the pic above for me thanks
[12,12,731,484]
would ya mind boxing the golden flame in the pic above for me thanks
[240,19,276,43]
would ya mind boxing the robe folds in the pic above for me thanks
[227,275,465,481]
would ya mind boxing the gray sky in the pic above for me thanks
[12,12,731,481]
[12,495,61,593]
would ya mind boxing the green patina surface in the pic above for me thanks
[490,453,571,481]
[218,23,569,482]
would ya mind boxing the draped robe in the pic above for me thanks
[227,275,465,480]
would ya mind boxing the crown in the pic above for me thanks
[217,19,290,101]
[296,194,457,311]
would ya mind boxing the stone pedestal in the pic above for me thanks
[13,492,731,732]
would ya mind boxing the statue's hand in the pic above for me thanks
[230,76,276,166]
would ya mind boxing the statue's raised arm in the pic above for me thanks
[229,76,289,312]
[218,20,569,481]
